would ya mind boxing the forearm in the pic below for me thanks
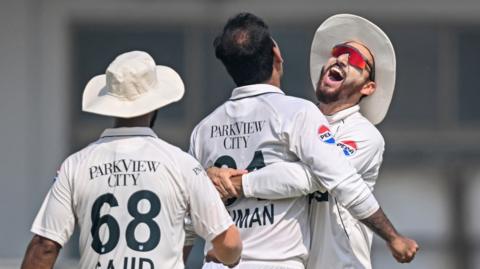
[21,235,61,269]
[243,162,322,199]
[360,207,399,242]
[327,171,379,219]
[211,225,242,266]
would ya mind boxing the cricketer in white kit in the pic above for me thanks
[190,83,376,269]
[238,14,398,269]
[21,51,241,269]
[243,107,384,269]
[185,12,417,269]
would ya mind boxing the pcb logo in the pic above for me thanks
[318,125,336,144]
[337,140,357,156]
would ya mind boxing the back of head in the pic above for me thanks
[214,13,275,86]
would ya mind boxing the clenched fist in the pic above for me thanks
[388,235,419,263]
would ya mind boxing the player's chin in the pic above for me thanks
[319,79,341,92]
[316,86,340,103]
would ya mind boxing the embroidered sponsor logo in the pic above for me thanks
[318,125,336,144]
[337,140,358,156]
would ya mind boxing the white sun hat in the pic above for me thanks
[310,14,396,125]
[82,50,185,118]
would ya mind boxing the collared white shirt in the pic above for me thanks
[241,105,385,269]
[325,105,384,190]
[189,84,378,269]
[31,127,232,269]
[308,105,384,269]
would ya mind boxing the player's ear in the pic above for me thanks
[272,48,283,76]
[360,81,376,96]
[272,39,283,65]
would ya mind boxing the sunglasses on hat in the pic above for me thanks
[331,43,375,81]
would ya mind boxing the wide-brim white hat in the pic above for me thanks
[83,51,185,118]
[310,14,396,125]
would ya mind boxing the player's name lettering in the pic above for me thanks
[228,204,274,228]
[90,159,161,180]
[223,136,249,150]
[210,120,266,138]
[96,257,153,269]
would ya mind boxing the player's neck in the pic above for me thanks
[113,115,152,128]
[318,101,357,116]
[263,76,281,88]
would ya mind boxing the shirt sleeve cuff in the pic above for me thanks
[242,174,254,198]
[348,192,380,220]
[30,226,67,247]
[203,220,234,243]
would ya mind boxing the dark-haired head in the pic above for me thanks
[214,13,277,86]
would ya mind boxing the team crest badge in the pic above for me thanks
[337,140,358,156]
[318,125,336,144]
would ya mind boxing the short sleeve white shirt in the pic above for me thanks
[31,127,233,269]
[189,84,377,269]
[308,105,384,269]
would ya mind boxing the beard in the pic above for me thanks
[315,66,344,104]
[316,66,365,104]
[316,85,342,104]
[315,88,340,104]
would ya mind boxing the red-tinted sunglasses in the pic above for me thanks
[331,44,375,81]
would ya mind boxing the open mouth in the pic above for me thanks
[328,66,345,82]
[322,65,346,87]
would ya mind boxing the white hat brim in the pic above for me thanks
[310,14,396,125]
[82,65,185,118]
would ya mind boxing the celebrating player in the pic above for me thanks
[211,14,417,268]
[186,13,417,269]
[20,51,241,269]
[308,14,400,268]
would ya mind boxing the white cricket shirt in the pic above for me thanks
[189,84,378,269]
[31,127,233,269]
[242,105,384,269]
[308,105,384,269]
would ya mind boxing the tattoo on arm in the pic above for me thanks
[360,207,399,242]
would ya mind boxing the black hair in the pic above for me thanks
[213,13,275,86]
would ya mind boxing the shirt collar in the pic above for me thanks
[230,84,285,101]
[325,105,360,124]
[100,127,158,139]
